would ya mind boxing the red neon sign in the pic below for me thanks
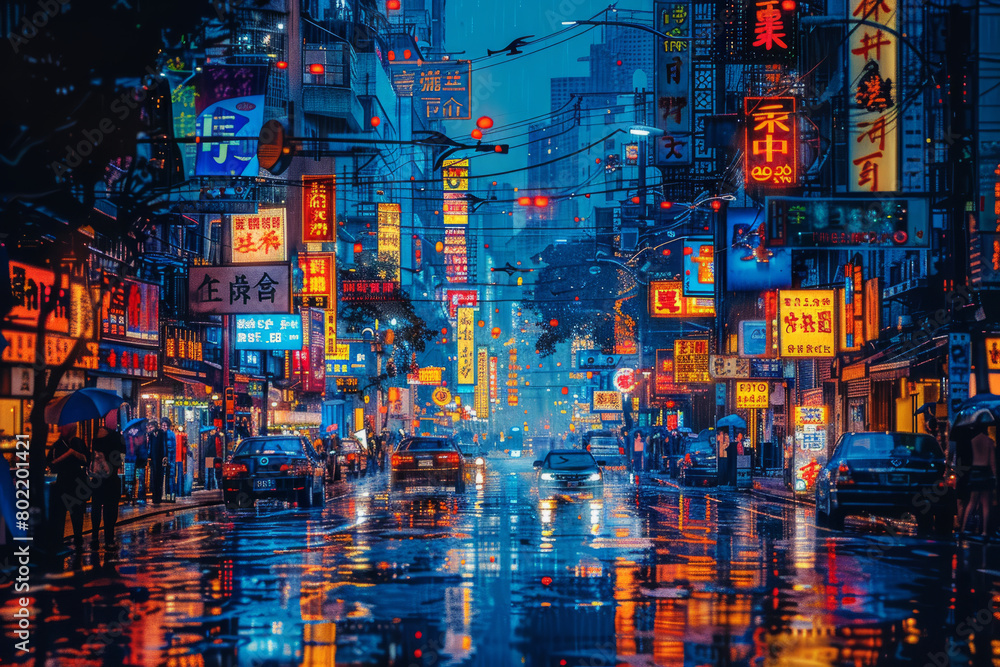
[744,96,797,188]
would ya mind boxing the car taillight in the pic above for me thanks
[392,454,413,466]
[437,452,460,464]
[835,462,854,486]
[684,453,692,465]
[619,447,625,456]
[223,463,247,478]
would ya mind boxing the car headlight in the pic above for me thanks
[588,473,601,481]
[475,457,484,466]
[540,473,554,480]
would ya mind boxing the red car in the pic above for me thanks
[390,437,466,492]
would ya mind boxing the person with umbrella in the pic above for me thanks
[90,411,126,548]
[958,410,997,538]
[46,422,89,549]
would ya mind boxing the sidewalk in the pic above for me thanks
[63,488,222,542]
[649,471,813,505]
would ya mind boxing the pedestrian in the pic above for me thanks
[633,430,645,473]
[183,430,195,495]
[161,417,176,501]
[953,428,973,529]
[90,412,125,548]
[47,422,89,549]
[149,418,165,504]
[958,411,997,538]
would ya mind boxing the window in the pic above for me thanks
[544,452,597,470]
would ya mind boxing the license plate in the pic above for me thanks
[254,478,275,490]
[418,459,434,468]
[887,473,908,485]
[566,481,581,487]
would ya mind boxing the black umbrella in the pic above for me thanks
[952,394,1000,430]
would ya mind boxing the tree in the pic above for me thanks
[526,242,640,356]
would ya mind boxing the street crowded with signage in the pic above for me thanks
[2,0,1000,665]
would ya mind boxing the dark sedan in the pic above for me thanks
[390,436,466,492]
[334,437,368,480]
[223,436,326,509]
[815,432,953,533]
[535,449,604,497]
[678,439,718,487]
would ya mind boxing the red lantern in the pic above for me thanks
[616,60,623,66]
[308,63,324,74]
[353,242,363,253]
[517,196,532,206]
[533,196,549,207]
[561,387,569,395]
[275,61,289,70]
[631,196,640,204]
[371,116,381,127]
[549,319,558,327]
[387,0,401,9]
[491,327,501,339]
[666,400,676,408]
[477,320,485,327]
[595,157,601,164]
[711,200,722,211]
[387,51,396,61]
[781,0,795,9]
[403,49,412,59]
[471,129,483,140]
[476,116,494,129]
[660,201,672,209]
[440,327,448,335]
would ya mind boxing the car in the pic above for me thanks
[678,439,718,487]
[390,436,466,492]
[223,436,326,509]
[334,437,368,480]
[534,449,604,497]
[814,431,954,533]
[582,430,631,473]
[457,441,487,484]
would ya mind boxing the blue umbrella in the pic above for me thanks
[44,388,124,426]
[123,417,148,434]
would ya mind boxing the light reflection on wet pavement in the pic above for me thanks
[2,459,998,666]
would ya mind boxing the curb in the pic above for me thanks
[64,495,223,544]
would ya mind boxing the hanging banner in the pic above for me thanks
[745,0,797,64]
[189,264,291,314]
[736,381,770,409]
[592,391,624,412]
[302,176,336,243]
[489,356,498,400]
[653,0,693,165]
[340,280,400,301]
[297,254,335,307]
[294,308,326,393]
[7,262,70,333]
[231,207,288,262]
[778,290,836,357]
[377,203,402,281]
[674,339,711,383]
[195,65,268,177]
[475,346,489,418]
[846,0,898,191]
[457,307,475,385]
[100,278,159,345]
[744,96,797,188]
[446,290,478,319]
[682,237,715,297]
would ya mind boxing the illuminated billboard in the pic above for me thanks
[682,236,714,296]
[649,281,715,317]
[778,290,836,358]
[744,97,797,188]
[302,176,336,243]
[725,207,792,291]
[195,65,267,177]
[232,207,287,263]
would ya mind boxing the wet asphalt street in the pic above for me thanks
[2,457,999,666]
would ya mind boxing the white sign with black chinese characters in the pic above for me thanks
[188,264,292,314]
[948,333,971,421]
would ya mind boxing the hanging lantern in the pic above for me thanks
[370,116,381,127]
[549,319,558,327]
[476,116,494,129]
[491,327,501,339]
[353,242,363,253]
[471,129,483,140]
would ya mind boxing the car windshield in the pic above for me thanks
[235,438,304,457]
[458,443,481,455]
[686,441,716,457]
[842,433,944,459]
[545,452,597,470]
[400,438,453,451]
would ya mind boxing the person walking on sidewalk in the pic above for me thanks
[47,422,89,549]
[959,411,997,538]
[90,413,125,548]
[161,418,177,501]
[149,419,166,504]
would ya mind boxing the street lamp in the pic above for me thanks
[628,125,663,137]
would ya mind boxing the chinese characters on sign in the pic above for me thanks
[100,279,160,345]
[745,0,797,63]
[7,262,70,333]
[847,0,897,191]
[457,307,475,385]
[682,236,715,296]
[778,290,836,357]
[654,1,692,165]
[231,207,287,262]
[475,347,489,418]
[649,281,716,317]
[443,160,470,191]
[188,265,291,314]
[489,356,498,400]
[446,290,479,319]
[654,349,675,396]
[592,391,624,412]
[1,331,98,369]
[507,348,519,407]
[736,381,770,409]
[391,61,472,119]
[339,280,400,302]
[302,176,336,243]
[794,406,827,426]
[674,339,711,383]
[233,314,302,350]
[294,308,326,393]
[298,254,335,301]
[377,203,402,281]
[744,97,797,188]
[442,159,470,283]
[766,197,928,248]
[97,342,159,378]
[445,229,469,284]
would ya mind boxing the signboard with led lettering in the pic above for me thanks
[682,236,714,296]
[744,97,797,188]
[446,290,478,319]
[6,262,70,333]
[390,61,472,119]
[745,0,797,63]
[475,347,489,418]
[340,280,400,302]
[766,197,928,248]
[1,331,98,369]
[649,281,715,317]
[654,0,693,166]
[778,290,835,357]
[231,207,287,262]
[736,381,770,409]
[592,391,623,412]
[96,342,159,378]
[302,176,336,243]
[234,314,302,350]
[297,254,335,303]
[189,264,291,314]
[655,349,674,396]
[100,278,159,345]
[847,0,898,191]
[457,307,475,385]
[674,339,711,383]
[377,203,402,281]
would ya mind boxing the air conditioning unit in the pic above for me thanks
[620,226,639,251]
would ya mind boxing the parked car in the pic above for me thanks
[815,432,953,533]
[535,449,604,497]
[334,437,368,480]
[678,439,718,487]
[390,436,466,492]
[582,430,630,473]
[223,436,326,509]
[457,441,487,484]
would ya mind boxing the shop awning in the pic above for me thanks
[164,371,211,387]
[869,339,946,382]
